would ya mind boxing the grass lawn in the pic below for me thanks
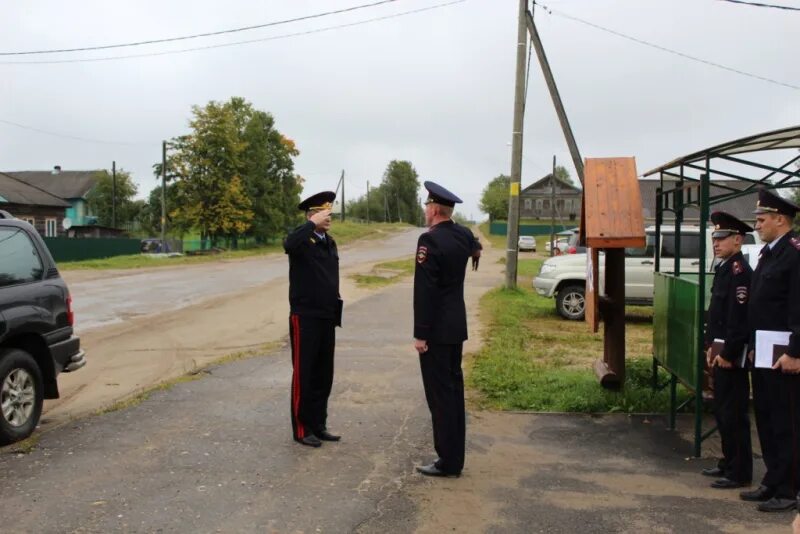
[467,257,690,413]
[59,222,412,271]
[351,258,415,288]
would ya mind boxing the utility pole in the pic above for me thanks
[526,9,584,185]
[550,155,556,257]
[505,0,528,289]
[384,193,389,222]
[111,160,117,229]
[396,194,402,223]
[161,141,167,248]
[340,170,346,222]
[366,180,370,224]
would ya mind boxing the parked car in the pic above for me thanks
[0,211,86,445]
[518,235,537,252]
[532,225,759,320]
[545,228,580,255]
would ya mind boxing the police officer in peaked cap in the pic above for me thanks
[284,191,343,448]
[702,211,753,490]
[413,181,481,478]
[742,188,800,512]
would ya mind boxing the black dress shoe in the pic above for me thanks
[295,435,322,448]
[740,485,775,502]
[314,430,341,442]
[757,497,797,512]
[711,478,750,489]
[701,467,724,477]
[415,463,460,478]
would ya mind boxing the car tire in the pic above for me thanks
[0,348,44,446]
[556,285,585,321]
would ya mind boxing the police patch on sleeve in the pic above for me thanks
[791,237,800,250]
[416,246,428,264]
[736,286,748,304]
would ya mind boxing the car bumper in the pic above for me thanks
[532,276,555,297]
[50,336,86,373]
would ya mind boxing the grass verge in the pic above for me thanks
[60,222,412,271]
[467,258,690,413]
[351,258,414,288]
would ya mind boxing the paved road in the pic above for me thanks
[68,228,423,331]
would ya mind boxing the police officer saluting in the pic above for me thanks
[702,211,753,490]
[413,181,481,478]
[741,188,800,512]
[284,191,342,448]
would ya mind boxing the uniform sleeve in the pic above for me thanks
[788,251,800,358]
[414,232,439,340]
[721,265,751,362]
[283,221,315,254]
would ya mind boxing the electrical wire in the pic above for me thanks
[532,2,799,91]
[1,1,465,66]
[0,0,403,56]
[0,118,153,146]
[716,0,800,12]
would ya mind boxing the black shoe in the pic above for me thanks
[295,435,322,448]
[740,485,775,502]
[701,467,724,477]
[711,478,750,489]
[314,429,341,442]
[757,497,797,512]
[415,463,460,478]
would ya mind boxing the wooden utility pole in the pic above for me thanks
[366,180,370,224]
[505,0,529,289]
[111,160,117,229]
[161,141,167,248]
[550,156,556,257]
[339,170,346,222]
[526,9,584,185]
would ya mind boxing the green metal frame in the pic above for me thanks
[646,126,800,456]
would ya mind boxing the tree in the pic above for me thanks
[554,165,577,188]
[347,160,423,225]
[85,169,139,227]
[479,174,510,222]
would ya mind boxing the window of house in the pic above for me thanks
[45,218,57,237]
[543,199,550,210]
[524,199,532,210]
[24,217,35,227]
[564,199,572,212]
[0,228,44,287]
[535,199,543,211]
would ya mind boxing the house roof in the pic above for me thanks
[638,178,758,221]
[4,169,100,200]
[521,174,582,194]
[0,172,70,207]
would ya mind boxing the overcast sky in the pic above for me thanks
[1,0,798,220]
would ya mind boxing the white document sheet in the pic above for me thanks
[755,330,791,369]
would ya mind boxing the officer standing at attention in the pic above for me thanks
[741,188,800,512]
[701,211,753,490]
[284,191,342,448]
[413,181,481,478]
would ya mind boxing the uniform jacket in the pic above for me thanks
[704,251,752,362]
[413,220,480,344]
[284,221,340,319]
[748,231,800,358]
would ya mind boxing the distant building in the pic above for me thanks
[520,174,582,221]
[0,172,71,236]
[638,178,759,225]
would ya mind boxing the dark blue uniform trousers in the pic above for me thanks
[420,343,465,475]
[712,366,752,483]
[289,314,335,441]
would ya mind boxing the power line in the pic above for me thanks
[1,1,466,66]
[716,0,800,12]
[533,2,800,91]
[0,0,402,56]
[0,118,152,146]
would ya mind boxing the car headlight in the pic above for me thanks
[539,263,556,274]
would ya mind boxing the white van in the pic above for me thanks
[532,226,760,320]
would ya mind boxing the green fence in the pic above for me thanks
[43,237,141,262]
[490,221,572,236]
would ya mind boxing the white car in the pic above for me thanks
[518,235,537,252]
[532,226,760,320]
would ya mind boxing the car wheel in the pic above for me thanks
[0,348,43,445]
[556,285,585,321]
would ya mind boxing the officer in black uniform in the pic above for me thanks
[701,211,753,489]
[413,181,481,478]
[284,191,342,448]
[740,188,800,512]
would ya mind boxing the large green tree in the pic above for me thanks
[85,169,140,227]
[479,174,510,222]
[554,165,577,188]
[347,160,423,225]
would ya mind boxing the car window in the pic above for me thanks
[0,227,44,287]
[743,233,756,245]
[661,234,700,259]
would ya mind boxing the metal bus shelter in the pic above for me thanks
[643,125,800,456]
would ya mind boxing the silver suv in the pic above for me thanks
[532,226,759,320]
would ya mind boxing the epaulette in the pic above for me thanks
[791,237,800,251]
[732,260,743,275]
